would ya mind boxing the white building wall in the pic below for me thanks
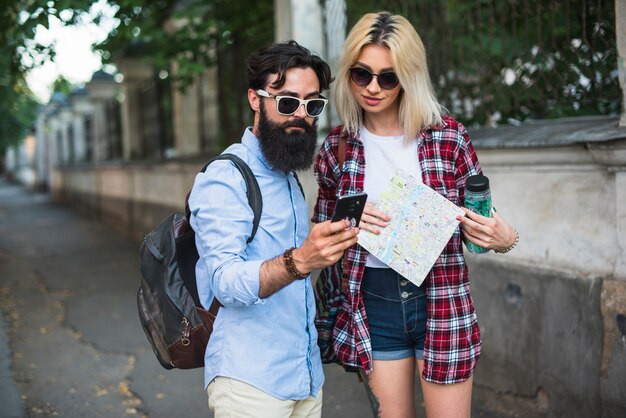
[474,145,622,278]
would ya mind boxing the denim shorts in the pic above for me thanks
[362,267,427,361]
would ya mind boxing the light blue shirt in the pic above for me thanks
[188,128,323,401]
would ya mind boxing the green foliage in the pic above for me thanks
[51,76,73,96]
[0,77,39,153]
[0,0,275,152]
[91,0,273,89]
[5,0,616,154]
[345,0,620,126]
[0,0,95,152]
[1,0,95,79]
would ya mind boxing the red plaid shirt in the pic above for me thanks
[312,116,482,384]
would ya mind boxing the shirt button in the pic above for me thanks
[401,291,409,299]
[356,188,362,192]
[400,280,408,286]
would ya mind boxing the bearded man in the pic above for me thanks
[188,41,358,418]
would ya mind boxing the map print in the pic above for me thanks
[358,170,464,286]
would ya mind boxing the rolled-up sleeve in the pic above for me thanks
[189,159,264,307]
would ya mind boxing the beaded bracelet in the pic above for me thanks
[495,230,519,254]
[283,247,307,279]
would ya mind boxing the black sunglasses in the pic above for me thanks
[256,89,328,117]
[349,67,400,90]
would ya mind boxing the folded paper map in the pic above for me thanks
[358,170,464,286]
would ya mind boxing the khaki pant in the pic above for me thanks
[207,377,323,418]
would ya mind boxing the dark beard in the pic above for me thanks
[257,102,318,173]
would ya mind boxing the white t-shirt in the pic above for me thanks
[360,126,422,268]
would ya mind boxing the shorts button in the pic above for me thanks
[401,291,409,299]
[400,280,408,286]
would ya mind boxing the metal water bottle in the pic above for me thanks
[464,174,491,254]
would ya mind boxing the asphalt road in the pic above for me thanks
[0,179,385,418]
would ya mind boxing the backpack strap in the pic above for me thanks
[291,172,305,199]
[185,153,263,244]
[337,133,348,293]
[208,298,221,316]
[338,133,347,170]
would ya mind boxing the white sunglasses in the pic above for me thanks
[256,89,328,117]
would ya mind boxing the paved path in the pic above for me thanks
[0,179,383,418]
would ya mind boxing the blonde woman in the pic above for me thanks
[312,12,517,418]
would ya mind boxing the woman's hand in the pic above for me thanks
[358,202,390,235]
[457,207,517,251]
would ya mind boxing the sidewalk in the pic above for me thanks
[0,179,377,418]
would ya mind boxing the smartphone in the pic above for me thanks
[331,192,368,229]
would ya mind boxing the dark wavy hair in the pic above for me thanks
[246,40,332,91]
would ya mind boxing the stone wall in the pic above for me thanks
[467,116,626,417]
[52,159,201,242]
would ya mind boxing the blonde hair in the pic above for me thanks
[333,12,443,139]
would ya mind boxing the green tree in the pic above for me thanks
[0,74,39,154]
[0,0,95,153]
[0,0,274,154]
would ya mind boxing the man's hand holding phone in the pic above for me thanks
[292,219,359,274]
[289,192,376,275]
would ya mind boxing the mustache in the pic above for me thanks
[279,119,313,130]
